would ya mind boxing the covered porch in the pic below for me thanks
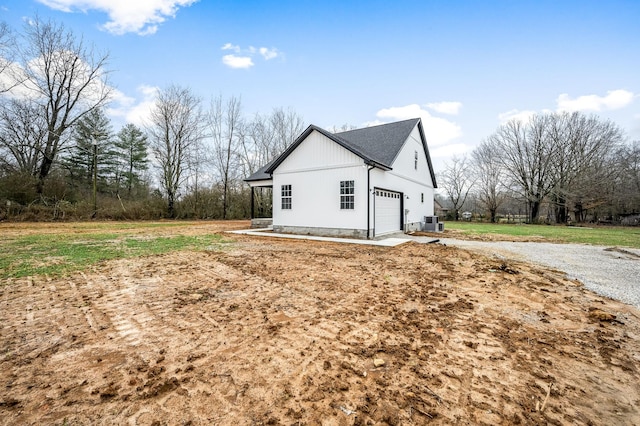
[247,178,273,229]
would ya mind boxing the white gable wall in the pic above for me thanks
[273,130,369,237]
[369,126,435,233]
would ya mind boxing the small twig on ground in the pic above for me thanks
[412,406,433,418]
[338,405,356,416]
[540,382,553,412]
[424,385,443,405]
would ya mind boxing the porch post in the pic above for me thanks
[250,186,255,219]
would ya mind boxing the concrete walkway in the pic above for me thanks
[227,228,419,247]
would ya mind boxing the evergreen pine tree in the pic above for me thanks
[65,108,115,193]
[114,123,149,197]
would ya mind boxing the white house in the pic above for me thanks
[245,118,441,239]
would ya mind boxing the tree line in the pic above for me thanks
[1,18,638,224]
[438,112,640,225]
[0,17,302,220]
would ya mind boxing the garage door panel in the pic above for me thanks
[375,189,401,235]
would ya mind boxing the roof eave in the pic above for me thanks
[244,175,272,183]
[364,159,392,171]
[416,119,438,188]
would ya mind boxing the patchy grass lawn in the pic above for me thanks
[0,220,242,279]
[442,221,640,248]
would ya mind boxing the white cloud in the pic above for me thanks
[221,43,239,52]
[35,0,199,35]
[222,54,254,69]
[259,47,279,60]
[3,55,110,104]
[2,52,155,126]
[425,101,462,115]
[497,109,538,124]
[556,89,635,112]
[498,89,636,124]
[0,61,33,99]
[107,84,159,126]
[372,104,462,147]
[221,43,281,69]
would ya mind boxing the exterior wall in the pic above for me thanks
[273,130,369,235]
[369,126,436,234]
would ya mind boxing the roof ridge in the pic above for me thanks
[335,117,420,136]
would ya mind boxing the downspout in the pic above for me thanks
[366,163,375,239]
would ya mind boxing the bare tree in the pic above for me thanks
[270,107,304,157]
[185,130,210,218]
[330,123,357,133]
[548,112,624,223]
[0,21,20,94]
[209,94,243,219]
[623,141,640,217]
[484,112,625,223]
[235,108,304,219]
[239,107,304,178]
[628,141,640,202]
[0,99,48,176]
[593,140,640,223]
[489,115,557,222]
[439,155,474,220]
[16,17,111,193]
[471,139,506,222]
[148,85,204,218]
[239,112,272,178]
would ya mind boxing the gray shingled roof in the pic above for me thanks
[334,118,420,168]
[244,158,276,182]
[245,118,437,187]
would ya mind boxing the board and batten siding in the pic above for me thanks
[273,130,369,236]
[370,126,435,230]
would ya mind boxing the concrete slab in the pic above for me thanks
[227,228,415,247]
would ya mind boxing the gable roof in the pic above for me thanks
[245,118,437,187]
[334,118,420,167]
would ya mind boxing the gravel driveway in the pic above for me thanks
[409,236,640,309]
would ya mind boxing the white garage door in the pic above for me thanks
[375,189,401,236]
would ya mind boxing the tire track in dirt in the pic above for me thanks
[2,235,640,425]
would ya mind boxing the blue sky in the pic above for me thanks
[2,0,639,170]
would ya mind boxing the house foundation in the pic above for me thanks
[273,225,369,239]
[251,218,273,228]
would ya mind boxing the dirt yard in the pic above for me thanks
[1,222,639,425]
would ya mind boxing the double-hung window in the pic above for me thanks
[340,180,354,210]
[281,184,292,209]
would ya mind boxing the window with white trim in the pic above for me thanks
[414,150,418,170]
[281,184,292,209]
[340,180,354,210]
